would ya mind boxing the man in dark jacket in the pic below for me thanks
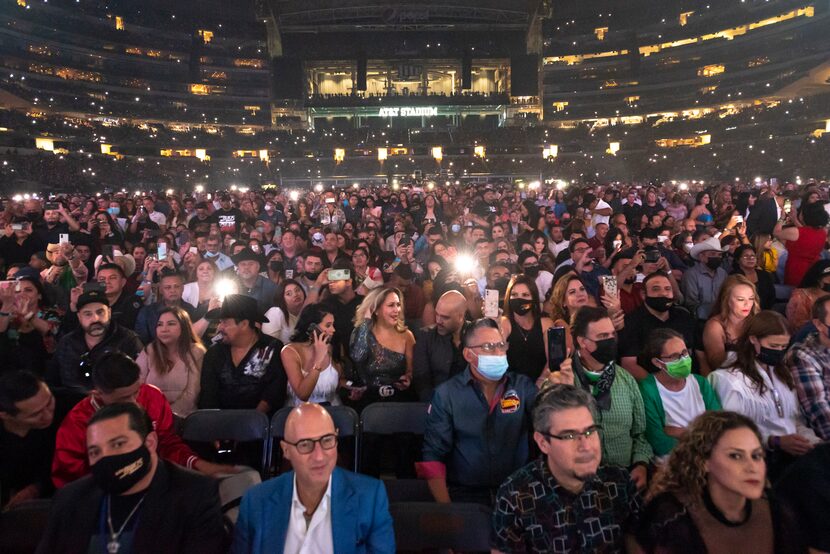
[413,290,469,401]
[199,294,286,412]
[47,289,143,397]
[37,402,225,554]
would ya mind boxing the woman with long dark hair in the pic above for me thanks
[709,311,819,479]
[280,303,342,406]
[498,274,554,384]
[137,306,205,416]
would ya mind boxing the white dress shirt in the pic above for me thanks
[709,363,820,443]
[284,476,334,554]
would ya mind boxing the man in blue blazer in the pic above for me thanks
[232,403,395,554]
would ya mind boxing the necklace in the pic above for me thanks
[106,494,146,553]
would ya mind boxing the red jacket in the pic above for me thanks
[52,384,199,488]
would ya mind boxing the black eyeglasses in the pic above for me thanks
[284,433,338,455]
[539,425,602,442]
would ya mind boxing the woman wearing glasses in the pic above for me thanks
[731,245,776,310]
[638,329,721,460]
[709,311,820,480]
[636,411,804,554]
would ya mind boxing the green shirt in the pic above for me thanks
[639,373,721,456]
[588,364,653,468]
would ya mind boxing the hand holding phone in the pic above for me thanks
[547,326,567,372]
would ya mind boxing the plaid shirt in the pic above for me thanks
[492,457,643,554]
[785,332,830,440]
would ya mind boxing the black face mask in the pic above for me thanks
[822,284,830,293]
[269,260,284,273]
[523,265,540,278]
[589,337,618,365]
[509,298,533,316]
[91,444,152,495]
[705,257,723,270]
[645,296,673,312]
[623,276,636,285]
[757,346,785,366]
[305,270,322,281]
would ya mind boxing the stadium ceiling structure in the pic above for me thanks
[263,0,534,31]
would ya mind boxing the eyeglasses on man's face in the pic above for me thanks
[284,433,338,455]
[540,425,602,442]
[467,341,509,353]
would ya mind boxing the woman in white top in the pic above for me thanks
[137,306,206,416]
[263,279,305,344]
[279,303,342,406]
[182,258,219,310]
[709,310,820,479]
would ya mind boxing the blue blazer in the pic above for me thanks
[231,467,395,554]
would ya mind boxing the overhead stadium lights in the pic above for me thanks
[474,145,485,158]
[377,147,388,162]
[543,145,558,159]
[334,148,345,164]
[607,142,620,155]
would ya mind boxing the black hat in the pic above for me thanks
[76,289,110,311]
[205,294,268,323]
[231,247,264,266]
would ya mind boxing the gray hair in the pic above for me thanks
[532,383,596,433]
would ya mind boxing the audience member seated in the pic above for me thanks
[38,403,226,554]
[318,259,364,364]
[0,372,59,509]
[709,311,821,480]
[199,294,286,412]
[491,384,642,553]
[638,329,721,460]
[136,307,205,417]
[567,306,652,488]
[681,237,729,322]
[417,318,537,506]
[731,245,777,310]
[263,279,305,345]
[349,287,415,408]
[636,411,804,553]
[785,260,830,333]
[701,274,760,374]
[280,304,342,407]
[785,294,830,440]
[619,272,697,380]
[0,272,62,374]
[136,270,207,345]
[412,290,469,402]
[233,247,277,316]
[51,351,233,489]
[499,274,555,385]
[48,289,143,397]
[232,403,395,554]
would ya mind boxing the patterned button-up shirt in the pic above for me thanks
[785,332,830,440]
[492,457,643,553]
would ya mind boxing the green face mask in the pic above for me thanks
[662,355,692,379]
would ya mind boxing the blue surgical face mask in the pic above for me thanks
[107,207,120,216]
[475,353,508,381]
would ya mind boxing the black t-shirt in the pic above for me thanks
[619,305,696,359]
[0,406,64,504]
[211,208,245,236]
[321,293,364,362]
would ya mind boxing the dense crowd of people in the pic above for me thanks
[1,177,830,552]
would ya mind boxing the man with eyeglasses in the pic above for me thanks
[417,318,538,506]
[232,403,395,554]
[492,384,643,553]
[567,306,652,489]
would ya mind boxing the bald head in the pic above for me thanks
[284,403,335,443]
[435,290,467,336]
